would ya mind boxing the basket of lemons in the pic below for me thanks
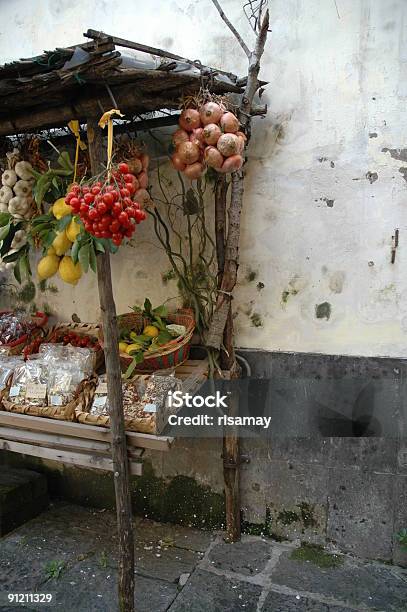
[104,299,195,377]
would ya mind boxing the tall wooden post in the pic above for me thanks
[87,117,135,612]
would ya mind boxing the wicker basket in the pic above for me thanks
[102,309,195,373]
[0,311,48,356]
[75,374,159,434]
[2,376,97,422]
[46,323,104,371]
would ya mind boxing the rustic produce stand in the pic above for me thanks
[0,358,209,473]
[0,5,269,609]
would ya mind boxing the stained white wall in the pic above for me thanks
[1,0,407,357]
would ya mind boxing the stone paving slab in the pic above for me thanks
[208,536,273,576]
[262,590,355,611]
[51,562,178,612]
[1,502,407,612]
[168,569,262,611]
[271,551,407,611]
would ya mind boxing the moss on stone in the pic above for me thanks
[132,464,225,529]
[278,509,300,525]
[290,543,343,568]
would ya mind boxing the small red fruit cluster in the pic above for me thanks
[60,332,100,350]
[65,162,147,247]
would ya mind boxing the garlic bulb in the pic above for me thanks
[14,161,33,181]
[8,196,29,216]
[0,203,8,213]
[0,185,13,203]
[1,169,17,188]
[11,229,26,250]
[13,180,32,198]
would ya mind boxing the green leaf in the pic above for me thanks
[152,315,167,331]
[0,212,11,227]
[144,298,152,316]
[71,240,80,265]
[53,169,74,177]
[57,214,72,231]
[13,261,21,284]
[0,224,10,242]
[152,304,168,318]
[123,354,143,380]
[20,253,32,279]
[3,246,25,263]
[156,330,172,345]
[0,224,19,257]
[129,332,150,344]
[34,175,52,206]
[42,230,56,250]
[57,151,74,172]
[93,239,106,253]
[89,244,97,273]
[78,243,90,273]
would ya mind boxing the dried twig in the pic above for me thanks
[211,0,251,58]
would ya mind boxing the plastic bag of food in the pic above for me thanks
[40,343,93,375]
[10,359,48,406]
[47,361,87,407]
[123,373,181,419]
[89,375,109,416]
[0,355,23,391]
[0,311,35,345]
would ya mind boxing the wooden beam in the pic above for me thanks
[87,116,135,612]
[0,411,174,451]
[0,439,142,476]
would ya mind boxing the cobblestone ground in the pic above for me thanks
[0,502,406,611]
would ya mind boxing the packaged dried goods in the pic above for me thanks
[10,360,48,407]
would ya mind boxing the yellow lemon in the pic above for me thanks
[37,254,60,280]
[126,343,143,355]
[58,256,82,285]
[47,246,56,256]
[66,218,81,243]
[143,325,159,338]
[52,197,72,220]
[118,342,129,353]
[52,230,72,256]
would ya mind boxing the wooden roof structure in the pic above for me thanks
[0,29,244,137]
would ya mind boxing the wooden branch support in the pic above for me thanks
[87,116,135,612]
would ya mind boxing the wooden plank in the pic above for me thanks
[0,412,173,451]
[0,439,142,476]
[0,426,111,454]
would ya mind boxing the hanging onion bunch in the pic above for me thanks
[171,102,246,180]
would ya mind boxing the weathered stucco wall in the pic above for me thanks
[1,0,407,356]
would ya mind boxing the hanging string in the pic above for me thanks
[67,120,87,183]
[98,108,124,178]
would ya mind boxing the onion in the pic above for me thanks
[217,133,240,157]
[204,146,224,169]
[236,131,247,154]
[138,171,148,189]
[172,129,189,147]
[199,102,223,125]
[220,112,239,133]
[134,188,151,207]
[179,108,201,132]
[177,141,200,164]
[183,162,205,180]
[189,128,205,149]
[128,158,143,175]
[203,123,222,145]
[171,153,186,172]
[141,153,150,170]
[219,154,243,173]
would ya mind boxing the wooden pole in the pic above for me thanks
[87,116,135,612]
[215,175,241,542]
